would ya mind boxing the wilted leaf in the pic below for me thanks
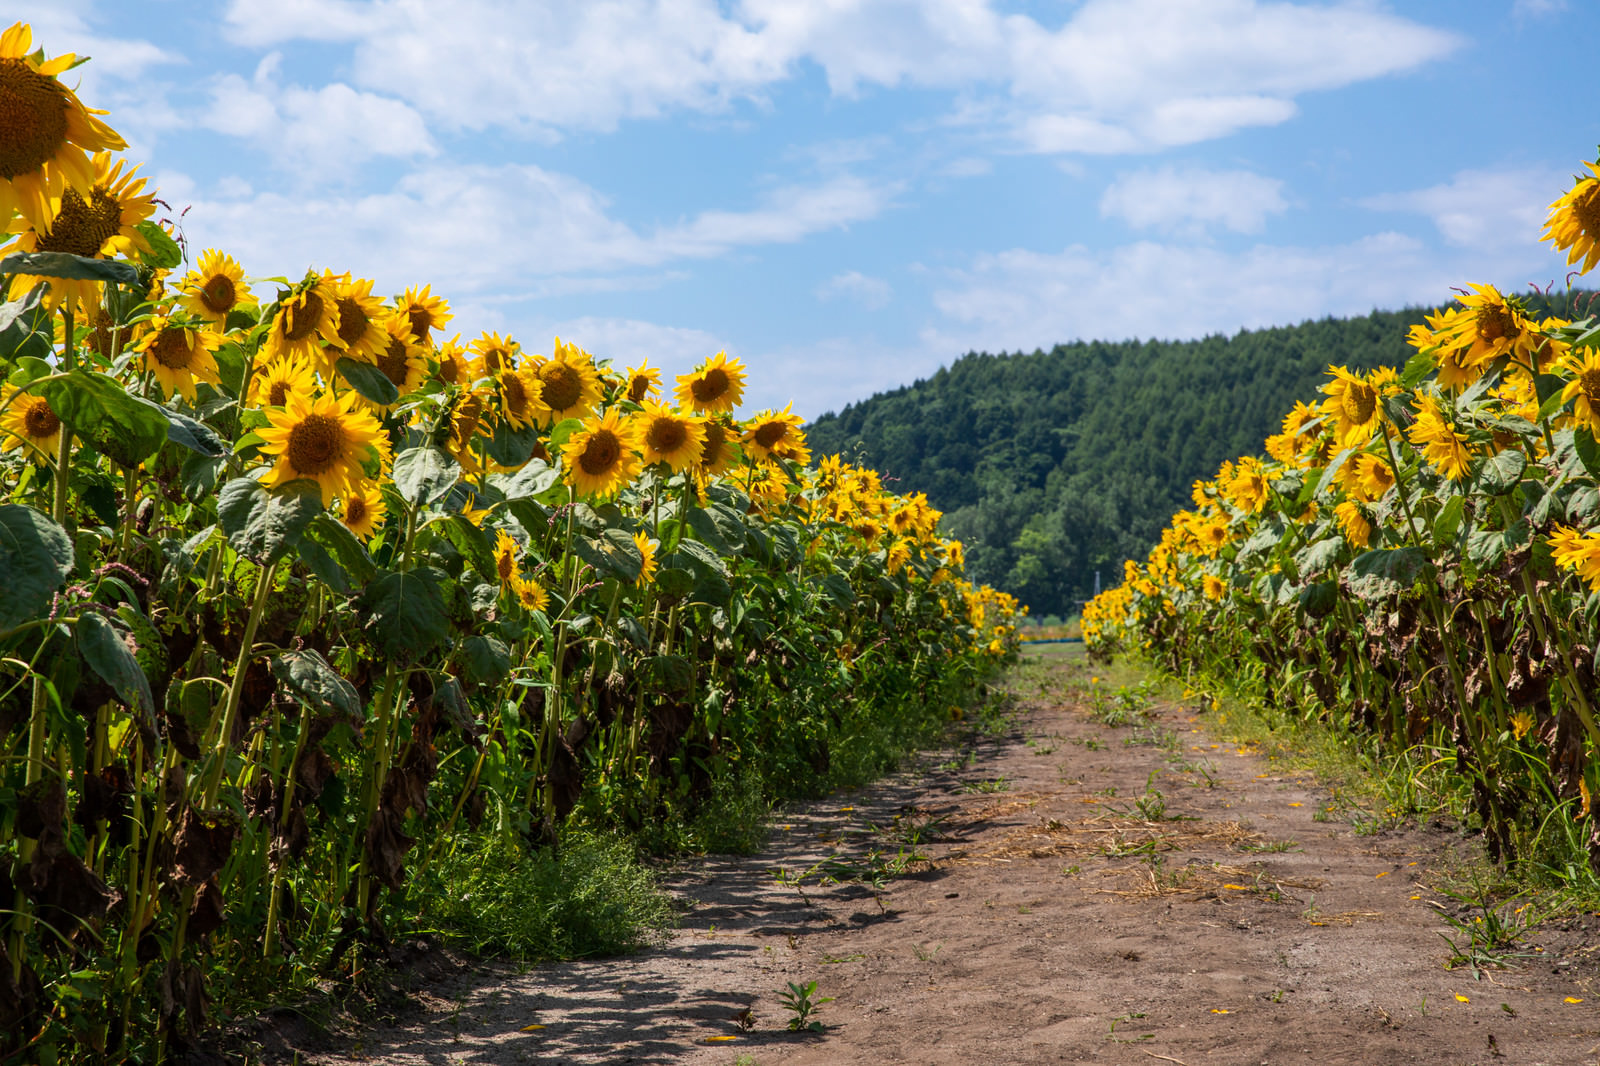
[271,650,362,721]
[77,613,155,718]
[1344,547,1433,599]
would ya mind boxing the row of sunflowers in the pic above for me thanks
[1085,151,1600,871]
[0,23,1020,1062]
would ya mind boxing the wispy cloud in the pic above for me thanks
[1100,166,1287,235]
[817,271,891,310]
[1361,166,1564,251]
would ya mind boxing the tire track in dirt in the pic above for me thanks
[296,647,1600,1065]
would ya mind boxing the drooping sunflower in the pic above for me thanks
[248,356,318,409]
[445,389,491,473]
[561,408,642,499]
[1407,394,1473,481]
[1319,366,1385,445]
[369,316,426,407]
[623,363,661,404]
[492,529,519,587]
[1433,285,1537,369]
[339,483,386,542]
[514,573,550,613]
[1222,456,1269,514]
[329,273,391,364]
[1202,574,1227,602]
[1559,347,1600,435]
[887,539,912,576]
[396,284,451,346]
[0,385,61,463]
[696,416,739,477]
[675,351,746,415]
[742,405,806,463]
[1334,500,1373,548]
[1264,400,1322,467]
[635,402,705,473]
[529,339,603,426]
[432,335,471,388]
[262,274,342,370]
[469,331,519,379]
[1543,160,1600,276]
[133,316,223,402]
[3,151,155,310]
[0,22,127,231]
[633,531,658,587]
[495,366,549,431]
[257,388,385,505]
[178,249,256,326]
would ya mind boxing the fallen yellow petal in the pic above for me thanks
[1566,997,1585,1004]
[1288,802,1303,808]
[1223,884,1249,890]
[520,1024,546,1032]
[1210,1008,1230,1014]
[704,1035,740,1042]
[1455,995,1470,1003]
[1375,871,1389,879]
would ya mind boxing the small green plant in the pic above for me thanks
[912,941,942,962]
[1108,1011,1154,1043]
[1435,883,1545,978]
[961,775,1011,794]
[778,980,835,1032]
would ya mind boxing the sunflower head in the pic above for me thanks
[531,340,603,425]
[493,529,519,586]
[624,363,661,404]
[369,316,426,408]
[432,335,471,387]
[256,388,385,505]
[513,574,549,613]
[340,484,386,541]
[397,284,451,346]
[134,316,223,402]
[561,408,642,499]
[636,402,706,473]
[330,273,391,363]
[0,384,61,462]
[675,351,746,415]
[496,367,549,431]
[250,356,318,410]
[1543,160,1600,276]
[633,531,658,587]
[264,274,343,370]
[742,405,806,463]
[470,331,519,380]
[178,250,256,326]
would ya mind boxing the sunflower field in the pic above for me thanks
[1085,153,1600,877]
[0,24,1019,1062]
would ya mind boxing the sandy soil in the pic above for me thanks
[290,645,1600,1066]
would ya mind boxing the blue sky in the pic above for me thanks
[15,0,1598,418]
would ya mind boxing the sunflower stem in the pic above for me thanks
[201,558,278,809]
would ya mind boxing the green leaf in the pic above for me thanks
[1399,347,1436,388]
[305,514,376,585]
[0,505,73,629]
[163,410,227,457]
[1292,536,1344,577]
[1475,448,1527,496]
[359,568,450,661]
[459,635,511,686]
[1298,581,1337,619]
[334,356,399,406]
[815,572,855,610]
[180,451,225,501]
[393,446,460,506]
[1568,487,1600,524]
[1467,521,1532,571]
[548,417,583,453]
[297,532,349,593]
[575,528,643,582]
[0,251,139,286]
[495,459,560,500]
[134,221,182,270]
[671,538,727,577]
[1574,428,1600,480]
[485,418,541,467]
[0,284,51,362]
[1313,448,1358,498]
[40,370,168,467]
[1344,547,1433,599]
[438,514,497,581]
[640,654,694,696]
[76,613,154,717]
[1432,495,1465,548]
[655,567,696,600]
[1236,524,1283,563]
[217,477,323,563]
[271,649,362,720]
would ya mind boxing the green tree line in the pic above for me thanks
[806,294,1597,616]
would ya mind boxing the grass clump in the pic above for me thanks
[414,829,673,960]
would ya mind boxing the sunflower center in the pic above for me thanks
[1574,184,1600,236]
[0,59,70,181]
[283,290,326,343]
[753,421,788,449]
[496,549,515,583]
[1341,382,1377,426]
[691,368,728,404]
[377,338,410,387]
[502,374,528,414]
[646,418,687,454]
[540,363,582,411]
[699,422,726,465]
[147,329,195,369]
[481,346,510,376]
[407,308,433,342]
[286,413,344,474]
[1477,306,1519,344]
[83,309,121,359]
[200,274,236,315]
[346,495,368,526]
[335,298,370,346]
[578,430,621,476]
[35,186,122,258]
[1580,368,1600,405]
[627,376,650,404]
[452,394,485,441]
[436,353,461,385]
[22,397,58,439]
[267,380,289,406]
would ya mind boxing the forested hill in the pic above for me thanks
[804,304,1568,617]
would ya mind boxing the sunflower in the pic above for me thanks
[887,538,911,575]
[561,408,642,499]
[1264,401,1323,466]
[0,385,61,463]
[495,366,549,431]
[1345,452,1396,502]
[1550,524,1600,590]
[513,573,550,613]
[178,250,256,326]
[697,416,739,477]
[492,529,519,587]
[529,339,603,426]
[1408,394,1473,481]
[633,531,658,587]
[1432,285,1537,369]
[257,388,385,505]
[1334,500,1373,548]
[446,389,491,473]
[369,316,426,407]
[635,402,705,473]
[396,284,451,346]
[1543,160,1600,276]
[0,22,127,232]
[742,405,808,463]
[431,335,470,387]
[339,484,386,541]
[1559,348,1600,435]
[1202,574,1227,602]
[133,316,223,402]
[469,331,519,379]
[1223,456,1269,514]
[675,351,746,415]
[4,151,155,311]
[329,273,390,364]
[262,275,342,370]
[1319,366,1386,445]
[623,363,661,404]
[248,356,317,409]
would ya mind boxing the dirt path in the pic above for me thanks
[294,646,1600,1066]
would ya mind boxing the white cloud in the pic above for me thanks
[1513,0,1568,19]
[1100,166,1288,235]
[939,157,992,179]
[817,271,891,309]
[218,0,1460,152]
[530,316,726,377]
[1361,167,1563,251]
